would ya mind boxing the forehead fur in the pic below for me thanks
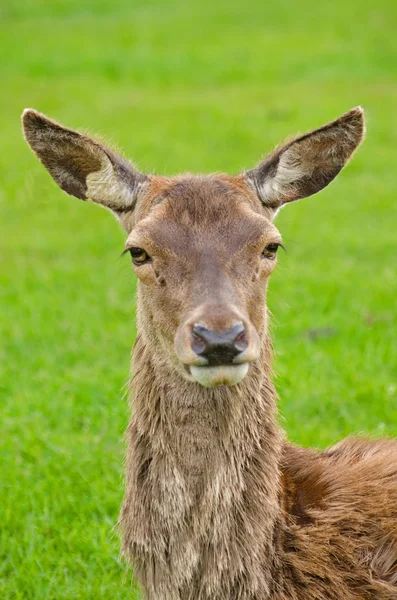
[120,174,274,233]
[153,174,267,217]
[128,175,278,255]
[162,176,249,226]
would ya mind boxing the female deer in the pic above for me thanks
[22,107,397,599]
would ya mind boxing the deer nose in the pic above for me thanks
[191,323,248,366]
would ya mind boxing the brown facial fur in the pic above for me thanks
[21,107,397,599]
[125,176,275,380]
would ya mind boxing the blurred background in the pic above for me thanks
[1,0,396,597]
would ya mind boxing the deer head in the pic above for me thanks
[22,107,365,388]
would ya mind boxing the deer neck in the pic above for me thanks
[121,320,283,599]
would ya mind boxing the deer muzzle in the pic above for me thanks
[175,308,260,387]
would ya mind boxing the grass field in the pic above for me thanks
[1,0,396,597]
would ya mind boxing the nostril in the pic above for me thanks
[191,327,207,355]
[234,328,248,353]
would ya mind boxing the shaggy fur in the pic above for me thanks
[22,106,397,599]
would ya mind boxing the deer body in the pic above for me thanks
[22,107,397,599]
[122,332,397,599]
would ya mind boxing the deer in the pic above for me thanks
[22,106,397,599]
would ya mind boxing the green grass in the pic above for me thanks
[1,0,397,597]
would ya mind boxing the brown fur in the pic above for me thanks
[22,107,397,599]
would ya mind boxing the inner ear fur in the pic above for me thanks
[22,109,148,211]
[245,107,365,209]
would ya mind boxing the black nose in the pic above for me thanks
[191,323,248,366]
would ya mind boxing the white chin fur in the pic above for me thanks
[189,364,249,387]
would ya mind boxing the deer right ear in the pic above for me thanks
[246,107,365,212]
[22,109,148,212]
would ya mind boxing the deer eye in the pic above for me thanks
[262,243,282,260]
[128,247,151,265]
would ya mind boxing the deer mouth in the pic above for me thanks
[189,363,249,387]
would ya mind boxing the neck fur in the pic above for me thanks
[120,322,283,600]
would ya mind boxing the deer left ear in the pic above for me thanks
[245,107,365,212]
[22,109,148,212]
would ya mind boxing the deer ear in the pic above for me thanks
[22,109,148,211]
[246,107,365,211]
